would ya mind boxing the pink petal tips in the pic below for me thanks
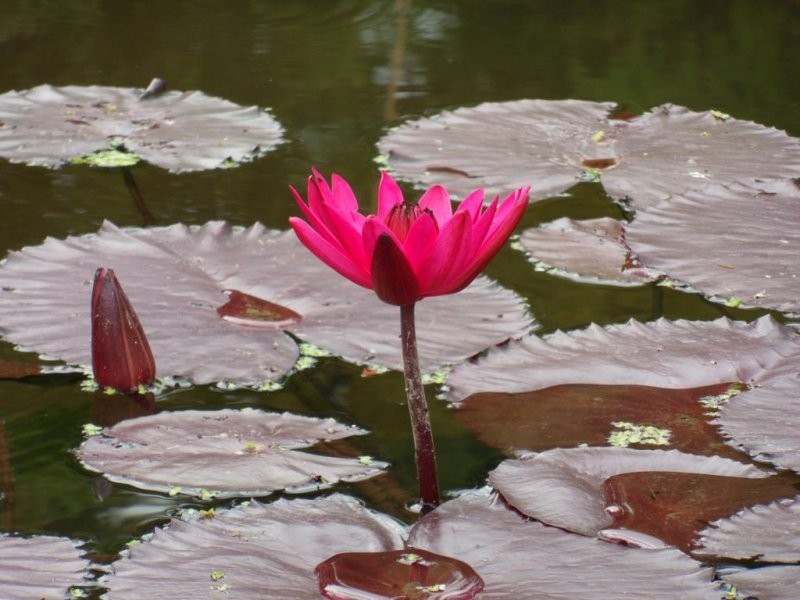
[290,169,530,306]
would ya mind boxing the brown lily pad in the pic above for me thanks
[0,221,532,385]
[103,489,723,599]
[0,83,284,172]
[602,471,800,553]
[378,100,800,209]
[518,217,657,285]
[76,408,388,498]
[315,548,484,599]
[0,358,40,380]
[625,178,800,313]
[0,534,89,600]
[488,447,770,542]
[457,382,744,460]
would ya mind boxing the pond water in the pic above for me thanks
[0,0,799,597]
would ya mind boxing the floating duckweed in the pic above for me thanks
[71,148,141,168]
[358,455,374,465]
[711,109,731,121]
[243,441,258,453]
[608,421,671,447]
[199,488,215,501]
[421,367,450,386]
[699,383,744,414]
[591,130,606,142]
[580,167,602,182]
[168,486,182,497]
[210,570,225,581]
[299,341,332,358]
[724,296,742,308]
[82,423,103,437]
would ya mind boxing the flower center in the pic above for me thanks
[386,203,434,242]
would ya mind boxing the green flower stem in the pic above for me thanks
[400,302,440,513]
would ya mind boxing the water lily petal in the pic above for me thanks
[371,233,421,305]
[331,172,359,213]
[453,191,528,291]
[289,217,371,288]
[418,185,453,226]
[377,171,405,221]
[455,188,486,222]
[314,200,370,270]
[419,211,473,295]
[403,211,439,275]
[289,185,343,249]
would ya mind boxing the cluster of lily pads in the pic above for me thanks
[0,86,799,598]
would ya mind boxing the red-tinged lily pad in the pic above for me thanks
[103,489,723,599]
[0,221,531,385]
[378,100,800,209]
[488,447,770,542]
[625,178,800,313]
[0,534,89,599]
[602,471,799,553]
[315,548,484,599]
[457,382,744,459]
[695,496,800,562]
[0,83,284,172]
[0,358,40,380]
[518,217,657,285]
[75,408,388,498]
[445,315,799,404]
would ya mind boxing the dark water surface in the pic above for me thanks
[1,0,799,589]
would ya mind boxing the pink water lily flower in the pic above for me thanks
[289,169,530,306]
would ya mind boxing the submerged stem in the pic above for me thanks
[399,302,440,513]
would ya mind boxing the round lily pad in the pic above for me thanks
[518,217,657,285]
[445,315,799,404]
[0,534,89,599]
[695,496,800,562]
[0,221,532,385]
[0,83,284,172]
[377,100,800,210]
[488,447,770,543]
[76,408,388,498]
[103,489,723,599]
[718,565,800,600]
[625,178,800,313]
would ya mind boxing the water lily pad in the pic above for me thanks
[0,221,532,385]
[315,548,484,599]
[103,494,408,599]
[377,100,800,209]
[76,408,388,498]
[715,356,800,474]
[625,178,800,313]
[378,99,616,202]
[104,489,722,599]
[695,496,800,562]
[446,316,798,404]
[0,534,89,599]
[407,489,722,599]
[601,471,799,552]
[488,447,770,542]
[518,217,657,285]
[0,83,284,172]
[0,358,40,380]
[456,382,743,459]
